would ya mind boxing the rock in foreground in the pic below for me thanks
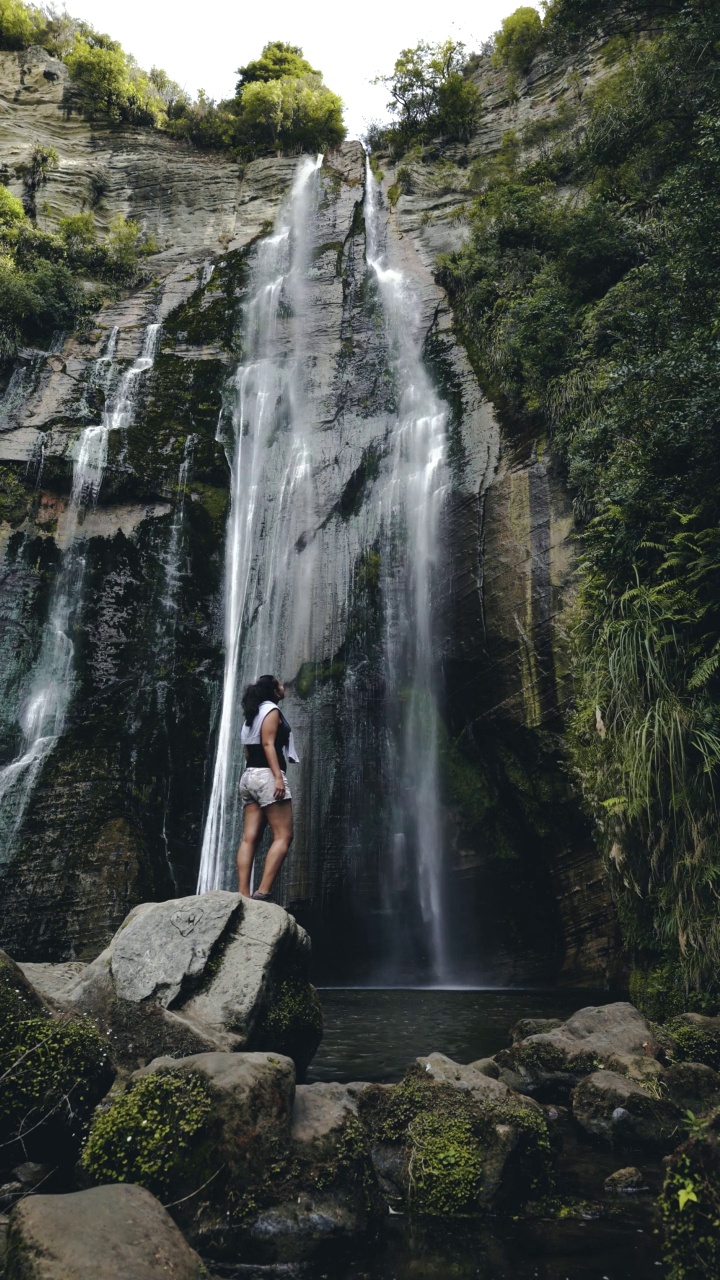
[20,893,322,1074]
[5,1184,207,1279]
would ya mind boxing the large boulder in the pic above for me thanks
[20,893,322,1074]
[81,1052,376,1265]
[81,1050,295,1214]
[245,1082,378,1261]
[416,1053,512,1102]
[358,1061,555,1215]
[5,1184,207,1279]
[572,1070,680,1148]
[495,1003,658,1100]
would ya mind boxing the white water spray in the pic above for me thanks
[364,159,451,981]
[197,156,323,893]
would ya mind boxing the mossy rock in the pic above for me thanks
[666,1016,720,1072]
[256,976,323,1078]
[0,465,33,526]
[0,949,114,1162]
[358,1067,554,1215]
[660,1109,720,1280]
[81,1071,215,1201]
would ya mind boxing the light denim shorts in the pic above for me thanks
[239,767,292,808]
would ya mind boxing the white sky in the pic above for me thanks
[64,0,540,137]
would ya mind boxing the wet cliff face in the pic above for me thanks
[0,46,617,983]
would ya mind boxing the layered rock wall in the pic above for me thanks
[0,45,617,983]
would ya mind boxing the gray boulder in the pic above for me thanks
[496,1003,658,1099]
[509,1017,564,1044]
[5,1184,207,1279]
[417,1052,511,1101]
[604,1166,647,1192]
[572,1070,679,1147]
[134,1049,296,1187]
[20,892,322,1074]
[660,1062,720,1115]
[242,1082,377,1260]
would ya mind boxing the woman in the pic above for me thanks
[237,673,299,901]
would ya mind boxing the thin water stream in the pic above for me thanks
[0,323,160,853]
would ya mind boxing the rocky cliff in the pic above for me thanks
[0,44,617,984]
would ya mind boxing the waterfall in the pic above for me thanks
[363,160,451,982]
[0,323,160,853]
[197,155,323,894]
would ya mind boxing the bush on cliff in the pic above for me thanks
[0,187,157,363]
[371,39,480,153]
[492,7,546,74]
[438,0,720,1000]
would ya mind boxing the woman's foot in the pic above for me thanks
[251,890,273,901]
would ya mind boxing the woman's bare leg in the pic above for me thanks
[237,803,266,896]
[256,801,294,896]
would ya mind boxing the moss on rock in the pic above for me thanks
[0,953,113,1158]
[359,1067,554,1215]
[257,976,323,1078]
[407,1110,484,1215]
[667,1017,720,1072]
[81,1071,214,1199]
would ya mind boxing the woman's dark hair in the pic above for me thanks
[242,674,280,725]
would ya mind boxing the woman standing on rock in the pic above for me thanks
[237,674,299,901]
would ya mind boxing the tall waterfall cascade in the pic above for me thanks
[364,161,451,982]
[0,323,160,853]
[197,154,452,982]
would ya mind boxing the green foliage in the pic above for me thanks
[237,74,344,153]
[0,185,25,226]
[360,1068,554,1214]
[667,1019,720,1072]
[0,196,156,363]
[440,1,720,996]
[0,465,30,525]
[236,40,319,91]
[630,964,720,1023]
[0,959,113,1151]
[660,1112,720,1280]
[81,1071,213,1198]
[65,35,167,126]
[493,6,546,74]
[373,39,480,152]
[168,38,345,158]
[408,1110,484,1215]
[0,0,41,49]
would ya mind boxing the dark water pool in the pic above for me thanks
[307,987,613,1083]
[293,988,664,1280]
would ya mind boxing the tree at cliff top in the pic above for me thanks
[370,39,480,153]
[168,40,345,157]
[0,6,344,156]
[440,0,720,1005]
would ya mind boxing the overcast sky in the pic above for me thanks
[65,0,540,137]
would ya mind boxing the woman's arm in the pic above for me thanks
[260,710,286,800]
